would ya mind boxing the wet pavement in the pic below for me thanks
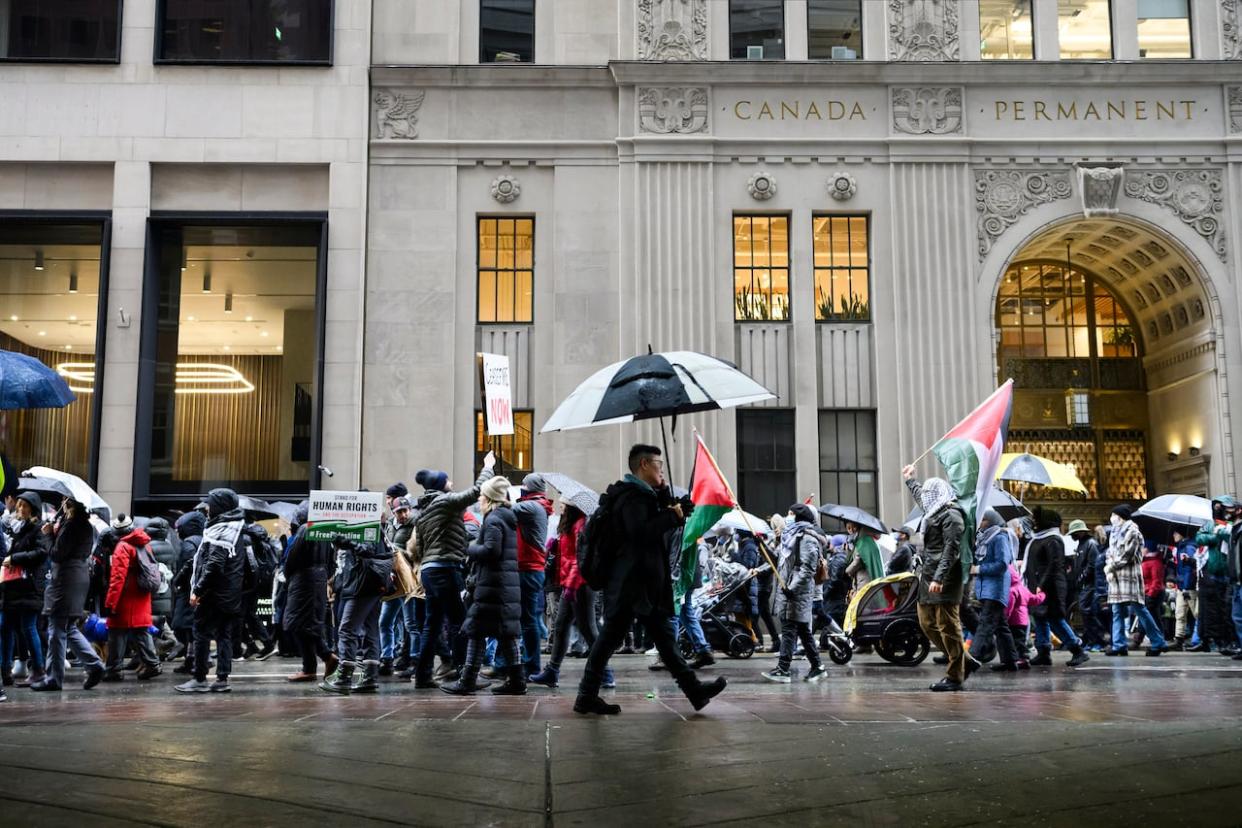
[0,650,1239,826]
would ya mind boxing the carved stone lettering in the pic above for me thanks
[889,0,959,61]
[637,0,707,61]
[374,89,425,140]
[891,86,963,134]
[1124,169,1228,262]
[975,169,1073,260]
[638,87,709,134]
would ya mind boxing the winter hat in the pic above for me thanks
[980,508,1005,529]
[416,469,449,493]
[1111,504,1133,521]
[15,491,42,514]
[385,482,409,499]
[206,488,240,518]
[1033,505,1062,532]
[110,512,133,533]
[830,534,847,549]
[769,514,787,535]
[1067,519,1089,537]
[392,496,413,512]
[521,473,546,494]
[789,503,818,526]
[481,476,511,505]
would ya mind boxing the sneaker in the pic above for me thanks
[1067,651,1090,668]
[83,667,104,690]
[175,679,210,693]
[616,645,635,655]
[209,680,232,693]
[136,664,162,681]
[965,656,982,677]
[255,642,278,661]
[100,671,123,683]
[804,665,828,682]
[648,659,666,672]
[1015,659,1030,671]
[990,662,1018,672]
[644,646,659,656]
[601,668,616,689]
[30,679,62,692]
[762,667,792,683]
[691,651,716,669]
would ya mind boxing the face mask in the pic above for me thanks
[1110,514,1123,528]
[785,514,795,525]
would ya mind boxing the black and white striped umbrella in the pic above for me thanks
[540,351,775,433]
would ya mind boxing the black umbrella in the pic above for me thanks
[819,503,888,535]
[238,495,280,521]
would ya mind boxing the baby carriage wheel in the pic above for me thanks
[825,638,853,666]
[727,632,756,659]
[875,620,930,666]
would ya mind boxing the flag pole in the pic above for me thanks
[692,429,788,591]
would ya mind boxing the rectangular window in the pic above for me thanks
[980,0,1034,59]
[807,0,862,59]
[734,215,789,322]
[0,0,121,62]
[1138,0,1191,58]
[477,217,534,323]
[1058,0,1112,59]
[737,409,796,520]
[813,215,869,322]
[157,0,333,64]
[0,221,107,481]
[819,410,878,519]
[143,221,324,498]
[476,410,534,478]
[730,0,784,59]
[480,0,534,62]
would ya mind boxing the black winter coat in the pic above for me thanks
[600,479,683,619]
[283,524,333,633]
[332,539,389,600]
[728,534,761,616]
[192,509,247,616]
[1025,532,1069,620]
[172,511,204,631]
[43,514,94,618]
[2,520,50,613]
[461,506,520,638]
[145,517,177,619]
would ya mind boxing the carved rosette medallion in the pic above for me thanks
[748,172,777,201]
[1124,170,1228,262]
[491,175,520,204]
[828,172,857,201]
[975,169,1073,260]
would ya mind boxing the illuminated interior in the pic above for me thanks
[813,215,869,321]
[980,0,1034,59]
[734,215,790,322]
[1057,0,1113,59]
[1137,0,1191,58]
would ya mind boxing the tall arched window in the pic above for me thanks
[997,261,1148,501]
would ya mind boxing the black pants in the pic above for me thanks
[337,594,381,666]
[1080,592,1109,648]
[297,630,332,674]
[1199,576,1232,648]
[239,591,271,648]
[580,610,699,698]
[756,588,780,646]
[416,566,467,682]
[959,598,980,637]
[548,586,599,670]
[193,606,236,682]
[777,620,820,671]
[969,599,1019,665]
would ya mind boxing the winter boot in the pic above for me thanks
[574,694,621,715]
[351,662,380,694]
[1066,645,1090,668]
[319,662,354,695]
[393,654,410,673]
[440,665,484,696]
[379,658,394,677]
[491,664,528,695]
[1029,647,1053,666]
[681,675,728,712]
[528,665,560,688]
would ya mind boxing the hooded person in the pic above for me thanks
[171,510,205,672]
[969,509,1022,671]
[1069,519,1108,651]
[822,533,851,625]
[102,513,161,682]
[1105,504,1167,656]
[283,501,338,683]
[36,497,106,691]
[845,522,885,589]
[176,488,247,694]
[1194,496,1237,654]
[903,468,970,692]
[507,472,554,677]
[1023,507,1089,668]
[762,503,827,683]
[1,491,52,688]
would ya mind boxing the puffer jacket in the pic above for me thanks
[773,522,820,624]
[461,505,520,638]
[332,538,390,600]
[906,479,965,605]
[2,518,51,613]
[172,510,205,632]
[514,492,553,572]
[1025,530,1069,620]
[145,517,177,619]
[1005,564,1045,626]
[414,467,496,569]
[973,526,1012,607]
[1173,538,1197,591]
[43,512,95,618]
[1105,519,1145,605]
[728,533,761,616]
[105,528,153,629]
[556,514,588,592]
[192,491,248,615]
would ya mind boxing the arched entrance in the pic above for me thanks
[993,215,1225,513]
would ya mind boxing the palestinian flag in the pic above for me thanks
[932,380,1014,577]
[676,434,734,602]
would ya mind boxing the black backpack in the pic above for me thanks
[577,488,621,591]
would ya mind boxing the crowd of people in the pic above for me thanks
[1,447,1241,707]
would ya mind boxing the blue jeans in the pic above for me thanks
[0,609,42,674]
[677,598,709,653]
[519,571,544,672]
[379,598,403,661]
[416,566,466,682]
[1033,615,1081,651]
[1231,584,1242,648]
[402,597,424,659]
[1110,601,1167,649]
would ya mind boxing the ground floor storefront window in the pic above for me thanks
[138,218,325,503]
[737,408,795,519]
[0,218,108,482]
[818,409,877,518]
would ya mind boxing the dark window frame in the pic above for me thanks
[736,407,797,520]
[817,408,878,519]
[806,0,863,60]
[0,210,112,487]
[733,212,792,323]
[133,212,329,509]
[729,0,785,60]
[476,214,535,325]
[479,0,535,64]
[0,1,123,64]
[153,0,335,66]
[812,212,871,323]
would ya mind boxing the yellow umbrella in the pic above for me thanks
[994,453,1089,496]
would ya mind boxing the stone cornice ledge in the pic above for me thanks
[371,65,616,88]
[1143,329,1217,372]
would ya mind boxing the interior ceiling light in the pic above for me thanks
[56,362,255,395]
[34,250,44,271]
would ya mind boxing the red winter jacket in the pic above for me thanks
[515,493,554,572]
[105,529,154,630]
[1141,554,1167,599]
[557,515,588,592]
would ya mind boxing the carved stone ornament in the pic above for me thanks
[373,89,425,139]
[1229,86,1242,133]
[637,86,709,134]
[1077,165,1125,217]
[1124,169,1228,262]
[637,0,708,61]
[828,172,857,201]
[889,0,959,61]
[490,175,520,204]
[748,172,777,201]
[1224,0,1242,60]
[975,169,1073,260]
[891,86,963,134]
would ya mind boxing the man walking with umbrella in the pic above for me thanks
[574,444,727,715]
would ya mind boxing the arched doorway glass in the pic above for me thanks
[997,259,1149,502]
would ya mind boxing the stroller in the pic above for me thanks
[678,557,768,659]
[844,572,930,666]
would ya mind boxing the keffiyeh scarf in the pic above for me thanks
[917,477,955,534]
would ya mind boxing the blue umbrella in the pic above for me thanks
[0,349,76,410]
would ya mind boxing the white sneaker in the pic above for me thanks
[761,668,792,683]
[645,646,659,656]
[175,679,210,693]
[804,666,828,682]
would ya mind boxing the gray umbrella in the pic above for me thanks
[15,475,75,505]
[238,495,280,521]
[819,503,888,535]
[540,472,600,516]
